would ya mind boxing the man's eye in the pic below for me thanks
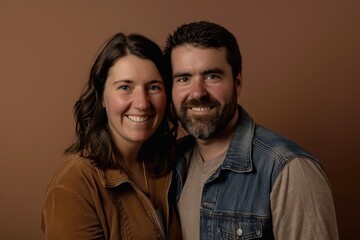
[206,74,218,80]
[175,77,189,83]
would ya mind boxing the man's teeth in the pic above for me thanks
[127,116,150,122]
[191,107,211,112]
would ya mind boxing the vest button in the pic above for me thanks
[236,227,243,236]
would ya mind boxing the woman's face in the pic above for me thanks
[102,55,166,148]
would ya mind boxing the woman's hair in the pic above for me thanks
[164,20,242,79]
[65,33,178,176]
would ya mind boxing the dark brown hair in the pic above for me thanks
[65,33,178,176]
[164,21,242,79]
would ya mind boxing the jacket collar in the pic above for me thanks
[220,105,254,173]
[96,165,171,192]
[96,167,129,188]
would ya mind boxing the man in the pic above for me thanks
[164,21,338,239]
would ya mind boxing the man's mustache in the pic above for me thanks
[180,97,220,111]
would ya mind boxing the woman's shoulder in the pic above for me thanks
[46,154,99,189]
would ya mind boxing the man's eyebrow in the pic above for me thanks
[172,72,191,79]
[172,68,225,79]
[200,68,224,76]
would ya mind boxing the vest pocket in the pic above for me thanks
[216,216,262,239]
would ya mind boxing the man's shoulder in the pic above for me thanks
[252,125,316,163]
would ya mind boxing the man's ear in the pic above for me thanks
[235,73,242,95]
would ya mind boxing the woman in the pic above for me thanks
[41,33,181,239]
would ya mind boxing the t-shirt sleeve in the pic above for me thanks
[270,157,339,240]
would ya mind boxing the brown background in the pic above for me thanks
[1,1,359,239]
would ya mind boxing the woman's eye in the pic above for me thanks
[118,85,130,91]
[148,85,162,92]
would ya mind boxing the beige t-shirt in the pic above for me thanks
[178,146,227,240]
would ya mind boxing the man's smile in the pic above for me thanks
[190,107,213,112]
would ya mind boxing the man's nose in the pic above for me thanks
[190,80,208,99]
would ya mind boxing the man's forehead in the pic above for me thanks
[171,45,228,71]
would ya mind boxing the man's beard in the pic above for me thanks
[177,88,238,140]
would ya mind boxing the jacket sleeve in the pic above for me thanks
[270,157,339,240]
[41,185,104,240]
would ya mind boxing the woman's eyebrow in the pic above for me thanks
[112,79,132,85]
[147,79,164,85]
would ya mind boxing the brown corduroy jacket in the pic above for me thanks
[41,154,181,239]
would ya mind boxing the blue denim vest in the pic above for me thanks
[172,106,318,239]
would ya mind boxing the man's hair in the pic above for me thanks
[164,21,242,79]
[65,33,178,176]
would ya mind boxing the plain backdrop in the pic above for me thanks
[1,1,359,239]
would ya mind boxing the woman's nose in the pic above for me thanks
[134,90,150,110]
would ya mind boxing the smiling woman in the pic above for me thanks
[40,33,181,239]
[103,55,166,145]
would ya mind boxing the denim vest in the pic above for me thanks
[172,106,318,239]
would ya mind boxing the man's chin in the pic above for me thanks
[183,123,215,139]
[184,120,210,129]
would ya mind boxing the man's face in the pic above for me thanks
[171,44,241,140]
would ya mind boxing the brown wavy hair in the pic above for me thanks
[65,33,178,177]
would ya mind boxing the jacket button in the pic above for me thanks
[236,227,243,236]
